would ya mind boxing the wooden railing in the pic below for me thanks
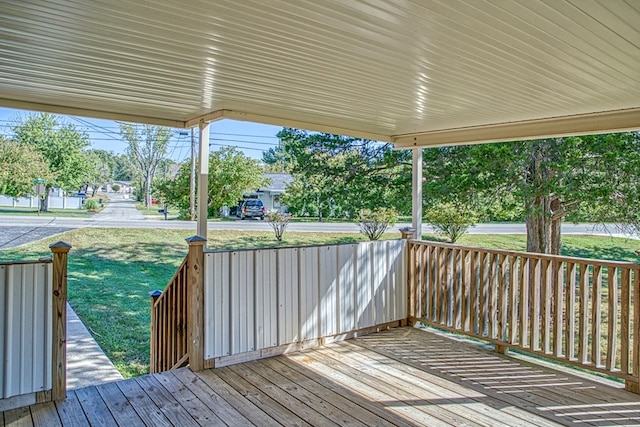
[150,256,188,373]
[149,236,206,374]
[408,240,640,392]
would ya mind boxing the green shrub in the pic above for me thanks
[266,211,292,241]
[84,199,99,211]
[111,184,121,192]
[356,207,398,241]
[424,203,478,243]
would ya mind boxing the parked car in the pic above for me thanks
[70,192,87,199]
[238,199,265,220]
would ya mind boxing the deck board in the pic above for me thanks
[3,326,640,426]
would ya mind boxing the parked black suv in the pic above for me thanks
[238,199,266,220]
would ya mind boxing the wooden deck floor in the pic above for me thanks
[3,327,640,426]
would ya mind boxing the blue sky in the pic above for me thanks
[0,107,282,162]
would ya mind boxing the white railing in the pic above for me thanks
[203,240,407,367]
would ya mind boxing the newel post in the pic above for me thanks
[148,290,162,374]
[400,228,417,326]
[186,235,206,371]
[50,241,72,401]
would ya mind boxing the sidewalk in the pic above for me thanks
[67,303,123,389]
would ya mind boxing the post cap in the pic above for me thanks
[49,241,73,252]
[399,227,416,239]
[186,235,207,245]
[149,290,162,298]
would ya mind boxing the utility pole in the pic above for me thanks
[190,127,196,221]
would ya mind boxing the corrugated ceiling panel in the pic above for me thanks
[0,0,639,142]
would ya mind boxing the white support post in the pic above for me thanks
[197,121,210,240]
[412,148,423,240]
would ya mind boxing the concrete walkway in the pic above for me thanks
[67,303,123,389]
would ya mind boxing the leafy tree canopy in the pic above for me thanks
[158,147,265,219]
[265,128,411,220]
[13,113,91,193]
[0,136,54,198]
[423,133,640,253]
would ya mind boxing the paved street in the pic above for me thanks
[0,194,637,250]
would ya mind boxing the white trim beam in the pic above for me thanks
[0,98,186,128]
[197,121,210,240]
[393,108,640,148]
[185,110,392,142]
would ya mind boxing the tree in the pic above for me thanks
[0,136,53,198]
[158,147,265,219]
[13,113,92,210]
[423,133,640,254]
[265,128,412,221]
[112,153,136,181]
[356,207,398,241]
[119,123,171,207]
[85,150,117,196]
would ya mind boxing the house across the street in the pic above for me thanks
[234,173,293,215]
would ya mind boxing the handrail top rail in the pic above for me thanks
[153,256,188,307]
[0,257,53,266]
[410,239,640,268]
[203,238,403,255]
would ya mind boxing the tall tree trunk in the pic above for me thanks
[549,197,565,255]
[526,194,551,253]
[525,140,562,254]
[41,185,51,212]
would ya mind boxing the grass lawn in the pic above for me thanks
[1,228,638,378]
[0,206,97,218]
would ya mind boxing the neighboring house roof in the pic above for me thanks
[260,173,293,194]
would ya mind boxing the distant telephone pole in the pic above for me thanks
[190,127,196,221]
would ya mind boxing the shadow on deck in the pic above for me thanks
[4,327,640,426]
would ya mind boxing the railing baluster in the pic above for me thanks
[488,254,498,339]
[592,265,603,367]
[541,259,551,354]
[453,249,462,329]
[420,244,427,319]
[427,245,435,321]
[607,267,619,371]
[461,250,469,332]
[565,262,576,361]
[479,252,490,336]
[508,255,518,345]
[437,247,446,323]
[530,258,540,351]
[470,251,478,334]
[498,255,508,343]
[579,263,589,364]
[621,268,631,375]
[519,257,529,348]
[553,260,564,357]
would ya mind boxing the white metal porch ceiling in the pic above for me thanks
[1,0,640,147]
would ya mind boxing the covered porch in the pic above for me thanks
[5,327,639,426]
[2,1,640,425]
